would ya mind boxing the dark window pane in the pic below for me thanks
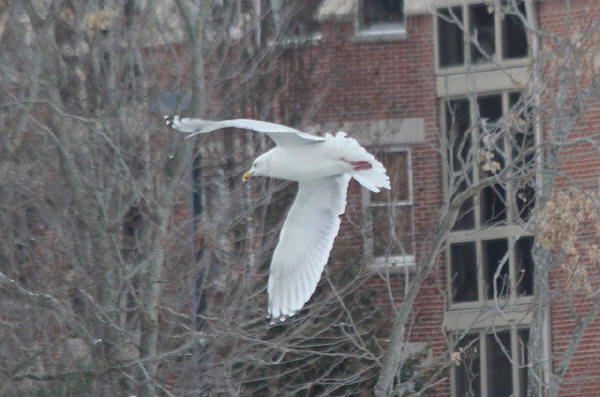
[515,237,534,295]
[481,185,507,225]
[438,6,464,67]
[446,99,475,230]
[518,329,530,397]
[478,95,506,225]
[508,91,521,107]
[503,2,528,59]
[483,239,509,299]
[447,99,472,172]
[478,95,502,123]
[486,331,513,397]
[372,205,413,257]
[455,335,481,397]
[516,184,535,220]
[361,0,404,28]
[508,93,536,221]
[478,95,503,172]
[470,4,496,63]
[451,242,478,302]
[455,182,476,231]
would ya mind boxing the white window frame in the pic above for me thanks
[354,0,407,40]
[362,146,415,268]
[433,0,529,75]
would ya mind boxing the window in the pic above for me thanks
[363,148,414,266]
[265,0,321,43]
[446,98,474,230]
[438,7,464,68]
[450,242,477,302]
[450,236,534,303]
[453,329,529,397]
[358,0,405,35]
[444,92,535,232]
[445,91,535,304]
[437,1,528,69]
[283,0,321,39]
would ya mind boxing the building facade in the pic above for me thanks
[276,0,600,396]
[2,0,600,395]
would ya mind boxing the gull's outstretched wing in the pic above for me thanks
[268,175,351,320]
[165,115,325,146]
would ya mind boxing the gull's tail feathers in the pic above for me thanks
[352,161,391,193]
[326,132,391,193]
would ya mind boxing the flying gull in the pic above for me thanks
[165,116,390,320]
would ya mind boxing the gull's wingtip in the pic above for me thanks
[164,115,198,139]
[268,316,287,325]
[268,303,300,324]
[164,114,178,128]
[268,313,293,325]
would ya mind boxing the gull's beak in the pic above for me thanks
[242,170,253,182]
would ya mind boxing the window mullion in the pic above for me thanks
[476,239,485,303]
[472,96,486,303]
[495,0,503,61]
[464,5,471,68]
[510,328,521,397]
[468,95,485,303]
[508,236,517,299]
[471,98,482,229]
[502,92,516,223]
[480,331,489,397]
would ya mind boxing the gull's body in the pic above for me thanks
[165,116,390,320]
[258,145,350,181]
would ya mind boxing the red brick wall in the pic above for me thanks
[538,1,600,395]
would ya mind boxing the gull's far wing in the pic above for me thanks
[165,115,324,146]
[267,175,351,320]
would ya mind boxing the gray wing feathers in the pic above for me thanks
[268,175,351,320]
[165,115,324,146]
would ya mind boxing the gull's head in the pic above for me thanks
[243,154,270,182]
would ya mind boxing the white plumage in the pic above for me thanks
[165,116,390,320]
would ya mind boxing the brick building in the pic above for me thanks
[2,0,599,395]
[258,0,600,396]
